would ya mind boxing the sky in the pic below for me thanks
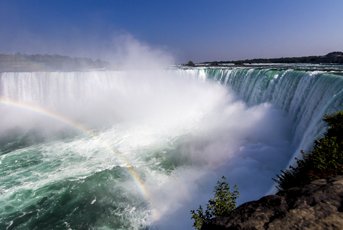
[0,0,342,63]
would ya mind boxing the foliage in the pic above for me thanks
[190,176,239,229]
[234,61,244,66]
[273,111,343,191]
[214,51,343,64]
[187,61,196,66]
[210,61,218,66]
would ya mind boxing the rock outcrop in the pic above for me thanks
[202,176,343,230]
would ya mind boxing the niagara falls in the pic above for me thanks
[1,1,343,230]
[2,64,343,229]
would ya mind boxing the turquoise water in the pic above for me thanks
[1,66,343,229]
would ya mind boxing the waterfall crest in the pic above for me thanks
[184,68,343,163]
[1,68,343,229]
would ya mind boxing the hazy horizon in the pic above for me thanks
[1,0,342,63]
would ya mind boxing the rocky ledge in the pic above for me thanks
[202,176,343,230]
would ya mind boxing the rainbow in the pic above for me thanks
[0,96,160,220]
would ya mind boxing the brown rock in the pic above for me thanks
[202,176,343,230]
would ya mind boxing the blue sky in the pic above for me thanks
[0,0,342,63]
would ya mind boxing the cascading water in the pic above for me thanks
[187,68,343,159]
[0,65,342,229]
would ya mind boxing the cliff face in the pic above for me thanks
[202,176,343,230]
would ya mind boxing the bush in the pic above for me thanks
[187,61,196,66]
[234,61,244,66]
[273,111,343,191]
[190,176,239,229]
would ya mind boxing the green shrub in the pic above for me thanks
[273,111,343,191]
[234,61,244,66]
[187,61,196,66]
[190,176,239,229]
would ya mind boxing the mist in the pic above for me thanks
[0,36,295,230]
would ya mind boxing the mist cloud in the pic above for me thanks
[0,38,295,230]
[106,34,175,68]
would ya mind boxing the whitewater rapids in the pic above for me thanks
[1,66,343,229]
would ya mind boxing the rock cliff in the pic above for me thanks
[202,176,343,230]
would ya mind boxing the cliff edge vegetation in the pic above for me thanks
[190,177,239,229]
[204,51,343,65]
[273,111,343,191]
[202,175,343,229]
[192,110,343,229]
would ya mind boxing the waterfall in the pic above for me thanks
[183,68,343,164]
[1,68,343,229]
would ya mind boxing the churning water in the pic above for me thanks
[1,65,343,229]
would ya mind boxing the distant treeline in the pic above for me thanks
[205,52,343,65]
[0,53,114,71]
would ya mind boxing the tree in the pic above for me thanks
[190,176,239,229]
[187,61,196,66]
[234,61,244,66]
[273,111,343,191]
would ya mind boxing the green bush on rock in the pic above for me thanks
[190,176,239,229]
[190,111,343,228]
[273,111,343,191]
